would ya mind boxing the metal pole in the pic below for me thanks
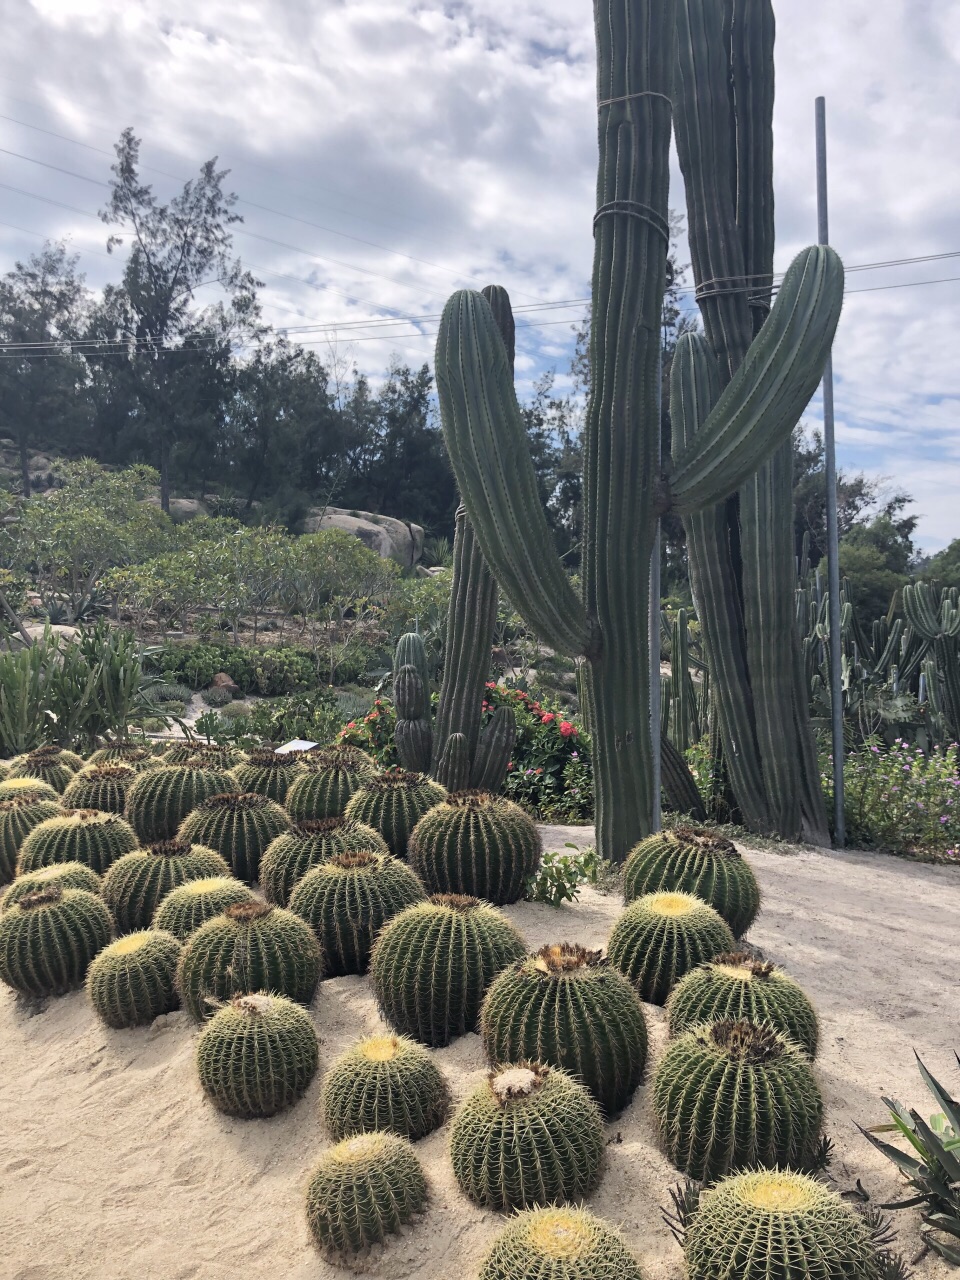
[816,96,845,846]
[650,343,663,832]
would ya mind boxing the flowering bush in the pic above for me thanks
[338,698,399,766]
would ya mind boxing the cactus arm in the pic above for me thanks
[471,707,516,793]
[393,633,433,774]
[435,733,470,794]
[660,733,707,821]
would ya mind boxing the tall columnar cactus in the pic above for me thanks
[232,749,307,805]
[285,749,377,822]
[0,885,113,997]
[1,860,101,911]
[478,1207,645,1280]
[259,817,388,906]
[0,796,63,882]
[17,811,139,876]
[320,1033,450,1142]
[480,943,648,1116]
[87,744,159,772]
[62,765,137,814]
[8,745,82,793]
[435,0,843,862]
[101,840,230,933]
[903,582,960,740]
[177,791,291,884]
[125,763,236,843]
[344,770,446,859]
[86,929,182,1028]
[153,876,256,941]
[608,891,735,1004]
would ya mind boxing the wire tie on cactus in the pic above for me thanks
[592,200,670,242]
[597,90,673,109]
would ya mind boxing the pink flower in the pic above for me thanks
[559,721,576,738]
[541,713,556,725]
[346,721,356,729]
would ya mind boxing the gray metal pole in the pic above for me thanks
[649,339,663,832]
[816,96,845,846]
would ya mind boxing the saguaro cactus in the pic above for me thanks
[436,0,843,861]
[903,583,960,740]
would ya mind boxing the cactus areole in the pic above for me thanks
[434,0,843,861]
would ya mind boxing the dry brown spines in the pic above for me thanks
[490,1062,549,1104]
[147,839,192,859]
[246,749,303,769]
[430,892,479,913]
[198,792,269,812]
[62,808,101,821]
[0,795,53,814]
[445,789,495,810]
[326,848,380,871]
[25,745,61,762]
[533,942,604,975]
[713,951,776,980]
[223,900,273,924]
[708,1018,784,1063]
[234,992,276,1016]
[296,817,346,837]
[83,766,131,781]
[362,770,425,791]
[17,885,64,910]
[673,825,741,859]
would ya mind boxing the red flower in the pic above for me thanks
[559,721,576,738]
[541,713,555,725]
[507,761,514,771]
[485,681,496,690]
[346,722,356,729]
[535,767,543,774]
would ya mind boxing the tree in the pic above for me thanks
[925,538,960,589]
[837,513,918,622]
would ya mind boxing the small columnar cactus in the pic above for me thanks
[624,827,761,937]
[305,1132,427,1255]
[101,840,230,934]
[477,1207,645,1280]
[653,1019,824,1182]
[231,749,307,804]
[0,885,113,996]
[608,891,735,1004]
[177,900,322,1020]
[259,817,388,907]
[344,770,447,858]
[63,764,138,814]
[320,1033,449,1142]
[177,791,291,884]
[8,745,82,793]
[1,861,101,911]
[286,748,378,821]
[451,1062,604,1210]
[408,790,541,905]
[196,993,319,1117]
[289,849,426,976]
[667,951,819,1058]
[153,876,256,941]
[370,895,526,1046]
[87,744,159,772]
[0,776,60,802]
[17,810,139,876]
[125,763,236,842]
[86,928,182,1027]
[162,741,245,768]
[480,943,648,1116]
[0,795,63,881]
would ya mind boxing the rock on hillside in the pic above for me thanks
[303,506,424,570]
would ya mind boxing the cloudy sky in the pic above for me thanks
[2,0,959,551]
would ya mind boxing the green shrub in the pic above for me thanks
[177,792,290,884]
[145,682,194,705]
[101,840,230,933]
[523,842,609,906]
[608,891,735,1004]
[147,641,318,696]
[0,885,113,996]
[319,1033,449,1142]
[477,1207,644,1280]
[0,796,63,881]
[153,876,256,940]
[1,861,101,911]
[87,929,181,1028]
[125,763,236,842]
[259,818,388,906]
[201,686,232,708]
[17,811,138,876]
[218,700,250,721]
[245,689,343,746]
[63,764,137,814]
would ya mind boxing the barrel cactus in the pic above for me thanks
[101,840,229,933]
[0,795,63,881]
[451,1062,604,1210]
[370,894,526,1046]
[477,1207,645,1280]
[196,992,319,1117]
[344,770,446,858]
[653,1019,823,1182]
[177,791,290,884]
[162,741,245,768]
[87,928,181,1027]
[0,885,113,996]
[319,1033,449,1142]
[17,810,139,876]
[125,763,236,842]
[259,817,388,906]
[8,745,82,793]
[232,749,306,804]
[624,827,761,937]
[608,891,735,1004]
[1,861,101,911]
[87,744,159,772]
[0,776,60,802]
[286,748,377,821]
[305,1132,427,1256]
[667,951,819,1058]
[153,876,256,940]
[177,900,322,1020]
[288,849,426,976]
[63,764,137,815]
[480,943,648,1116]
[408,790,541,905]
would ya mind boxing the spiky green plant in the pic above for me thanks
[196,992,319,1117]
[285,749,377,821]
[319,1033,449,1142]
[162,741,245,768]
[125,763,236,842]
[87,744,159,772]
[288,849,426,976]
[8,745,82,793]
[0,777,60,802]
[62,764,137,815]
[177,791,290,884]
[101,840,229,934]
[231,749,307,804]
[667,952,819,1058]
[370,894,526,1047]
[653,1019,823,1182]
[304,1132,427,1256]
[451,1062,604,1210]
[608,891,735,1004]
[477,1206,645,1280]
[177,900,322,1020]
[408,790,541,905]
[259,817,388,907]
[480,943,648,1116]
[153,876,256,940]
[16,810,139,876]
[1,861,101,911]
[344,770,446,859]
[86,929,181,1028]
[0,795,63,882]
[0,885,113,996]
[624,827,761,937]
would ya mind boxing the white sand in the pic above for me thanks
[1,829,957,1280]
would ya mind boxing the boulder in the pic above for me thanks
[143,496,210,523]
[302,506,424,570]
[210,672,241,697]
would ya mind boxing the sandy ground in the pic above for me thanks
[1,827,957,1280]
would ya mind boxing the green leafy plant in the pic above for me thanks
[523,842,609,906]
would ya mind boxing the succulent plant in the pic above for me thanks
[408,790,541,905]
[653,1019,823,1182]
[177,900,322,1020]
[480,943,648,1116]
[289,848,425,976]
[370,894,526,1046]
[320,1033,449,1142]
[153,876,256,941]
[87,744,159,772]
[231,749,307,804]
[201,686,233,707]
[344,770,447,859]
[608,891,735,1004]
[667,952,819,1058]
[0,885,113,996]
[125,763,236,842]
[196,992,319,1117]
[17,810,139,877]
[304,1132,427,1255]
[1,860,101,911]
[0,795,63,882]
[259,817,388,907]
[285,748,378,821]
[0,776,60,802]
[177,791,290,884]
[477,1206,645,1280]
[623,827,761,937]
[162,741,245,768]
[86,928,181,1027]
[8,745,83,793]
[451,1062,604,1210]
[101,840,230,933]
[62,764,138,815]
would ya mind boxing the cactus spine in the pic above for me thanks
[125,764,236,843]
[153,876,256,940]
[320,1033,449,1142]
[17,810,138,876]
[285,750,377,822]
[232,749,307,804]
[344,771,446,859]
[259,817,388,906]
[62,765,137,814]
[8,745,81,793]
[608,891,735,1004]
[87,744,159,771]
[478,1207,645,1280]
[87,929,182,1027]
[1,861,101,911]
[177,791,291,884]
[0,777,60,802]
[162,741,245,768]
[0,886,113,996]
[0,796,63,882]
[101,841,230,933]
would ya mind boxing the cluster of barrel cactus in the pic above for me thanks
[624,827,761,937]
[232,749,306,805]
[0,793,64,881]
[17,810,138,875]
[320,1033,449,1142]
[9,745,82,793]
[125,763,236,842]
[101,840,230,933]
[608,891,735,1004]
[63,764,138,814]
[286,747,375,821]
[260,817,387,905]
